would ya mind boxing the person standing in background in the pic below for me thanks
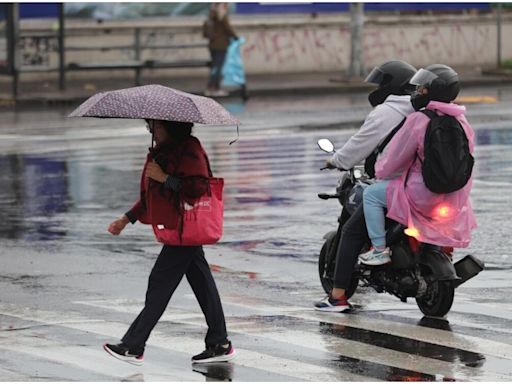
[203,3,238,97]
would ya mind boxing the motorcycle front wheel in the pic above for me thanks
[319,236,336,294]
[319,238,358,298]
[416,280,455,317]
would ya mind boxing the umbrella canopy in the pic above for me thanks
[68,84,239,125]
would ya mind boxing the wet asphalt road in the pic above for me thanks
[1,86,512,381]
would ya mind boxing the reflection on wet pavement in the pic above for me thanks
[334,355,448,381]
[193,363,234,381]
[319,321,486,369]
[476,128,512,146]
[2,106,511,269]
[121,373,144,382]
[0,154,70,240]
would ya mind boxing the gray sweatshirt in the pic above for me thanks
[330,95,414,170]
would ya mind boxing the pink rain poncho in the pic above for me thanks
[375,101,477,248]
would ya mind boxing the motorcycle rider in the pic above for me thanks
[359,64,476,266]
[315,60,417,311]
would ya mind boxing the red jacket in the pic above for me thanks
[127,136,210,229]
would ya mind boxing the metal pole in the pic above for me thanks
[6,4,19,97]
[349,2,364,78]
[497,3,502,68]
[58,3,65,90]
[6,4,13,75]
[134,28,141,85]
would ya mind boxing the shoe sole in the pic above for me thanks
[103,344,144,366]
[191,349,236,364]
[314,305,351,313]
[359,259,392,266]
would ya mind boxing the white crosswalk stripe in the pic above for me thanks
[4,284,509,382]
[0,366,30,381]
[0,303,374,382]
[74,298,512,381]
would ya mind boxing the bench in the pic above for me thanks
[144,59,211,69]
[66,59,211,86]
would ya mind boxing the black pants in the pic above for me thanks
[208,49,227,90]
[333,205,370,289]
[122,245,228,350]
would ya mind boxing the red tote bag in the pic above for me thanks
[152,177,224,246]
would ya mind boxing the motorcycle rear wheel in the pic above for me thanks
[416,280,454,317]
[319,238,358,298]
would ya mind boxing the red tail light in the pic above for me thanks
[433,203,454,221]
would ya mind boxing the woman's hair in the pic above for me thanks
[146,119,193,142]
[163,121,193,142]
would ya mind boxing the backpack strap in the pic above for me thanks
[417,109,440,165]
[377,117,406,154]
[421,109,438,120]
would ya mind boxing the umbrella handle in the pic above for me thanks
[229,125,239,145]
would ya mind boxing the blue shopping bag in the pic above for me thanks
[222,37,246,87]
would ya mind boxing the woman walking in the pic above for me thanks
[104,119,235,365]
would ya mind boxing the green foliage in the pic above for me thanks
[64,3,212,19]
[503,59,512,69]
[490,3,512,9]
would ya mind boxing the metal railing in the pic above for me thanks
[4,22,209,96]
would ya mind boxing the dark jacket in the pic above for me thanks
[203,13,238,51]
[127,136,209,229]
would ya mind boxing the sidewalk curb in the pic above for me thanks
[2,75,512,108]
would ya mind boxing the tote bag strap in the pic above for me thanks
[197,140,214,178]
[204,153,213,178]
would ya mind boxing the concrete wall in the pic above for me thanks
[239,15,512,73]
[11,11,512,81]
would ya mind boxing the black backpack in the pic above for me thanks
[364,118,406,178]
[420,109,474,194]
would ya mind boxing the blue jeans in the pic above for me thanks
[208,49,227,90]
[362,180,390,249]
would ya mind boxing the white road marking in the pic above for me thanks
[0,303,374,382]
[73,299,512,381]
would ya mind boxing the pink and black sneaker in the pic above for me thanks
[103,342,144,366]
[192,341,236,364]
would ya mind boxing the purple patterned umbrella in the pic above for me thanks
[68,84,239,125]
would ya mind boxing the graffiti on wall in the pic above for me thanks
[241,22,495,72]
[363,24,492,65]
[19,36,59,67]
[243,27,351,70]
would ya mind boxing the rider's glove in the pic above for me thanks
[325,160,337,169]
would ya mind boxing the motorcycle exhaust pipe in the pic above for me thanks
[453,255,485,287]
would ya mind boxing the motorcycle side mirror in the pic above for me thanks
[317,139,335,153]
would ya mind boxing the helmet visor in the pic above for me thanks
[409,68,439,87]
[364,67,386,85]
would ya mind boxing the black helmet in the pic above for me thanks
[365,60,417,107]
[409,64,460,110]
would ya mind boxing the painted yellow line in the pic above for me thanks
[455,96,498,104]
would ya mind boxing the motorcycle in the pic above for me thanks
[317,138,484,317]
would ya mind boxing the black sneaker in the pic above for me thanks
[103,342,144,366]
[191,341,236,364]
